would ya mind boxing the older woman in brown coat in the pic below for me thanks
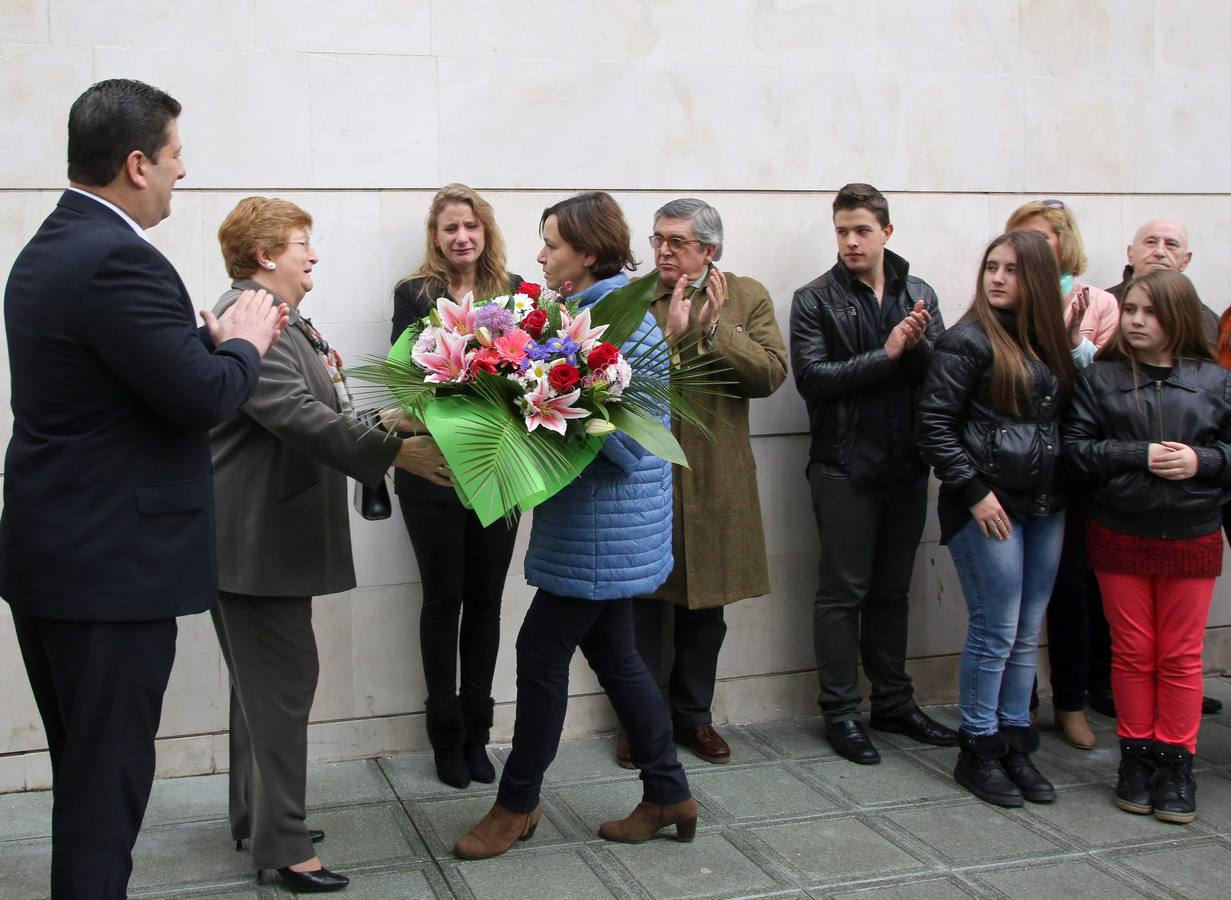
[210,197,449,893]
[617,198,787,767]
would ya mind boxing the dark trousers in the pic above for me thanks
[633,599,727,729]
[12,612,177,900]
[211,593,318,870]
[400,496,518,737]
[497,590,691,813]
[808,464,925,722]
[1044,505,1112,711]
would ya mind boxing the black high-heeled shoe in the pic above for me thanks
[274,865,349,892]
[236,829,325,851]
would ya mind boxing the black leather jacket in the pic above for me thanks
[1063,358,1231,539]
[916,317,1067,525]
[790,250,943,469]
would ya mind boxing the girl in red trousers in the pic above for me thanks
[1064,269,1231,824]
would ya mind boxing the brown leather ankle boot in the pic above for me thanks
[453,803,542,859]
[598,798,698,843]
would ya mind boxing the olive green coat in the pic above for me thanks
[646,272,787,609]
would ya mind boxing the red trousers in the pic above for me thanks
[1094,571,1214,753]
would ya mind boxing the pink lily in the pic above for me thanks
[558,307,607,349]
[413,329,472,383]
[436,291,477,335]
[521,380,589,435]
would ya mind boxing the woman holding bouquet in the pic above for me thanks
[391,184,522,789]
[454,191,695,859]
[210,197,450,892]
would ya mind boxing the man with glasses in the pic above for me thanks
[614,198,787,767]
[790,183,955,764]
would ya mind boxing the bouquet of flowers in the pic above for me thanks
[350,274,725,526]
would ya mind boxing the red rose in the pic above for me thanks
[518,282,542,301]
[548,363,580,392]
[469,348,501,376]
[522,307,548,338]
[586,342,620,372]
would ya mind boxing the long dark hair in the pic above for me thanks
[1099,269,1214,364]
[958,230,1076,416]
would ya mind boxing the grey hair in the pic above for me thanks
[653,198,723,261]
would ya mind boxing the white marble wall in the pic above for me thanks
[2,1,1231,788]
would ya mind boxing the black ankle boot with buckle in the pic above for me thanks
[1114,739,1155,815]
[1001,725,1055,803]
[1151,743,1196,824]
[954,730,1022,807]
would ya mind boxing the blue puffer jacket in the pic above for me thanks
[524,273,674,600]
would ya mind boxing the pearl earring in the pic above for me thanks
[264,261,277,270]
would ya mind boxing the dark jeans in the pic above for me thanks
[13,613,177,900]
[1045,505,1112,711]
[498,590,691,813]
[400,496,519,724]
[633,599,727,729]
[808,464,925,722]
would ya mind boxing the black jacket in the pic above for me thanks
[789,249,943,471]
[916,317,1067,537]
[1063,358,1231,539]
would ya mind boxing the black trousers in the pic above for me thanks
[497,590,691,813]
[633,599,727,729]
[808,465,925,722]
[211,593,318,870]
[400,496,518,733]
[12,612,177,900]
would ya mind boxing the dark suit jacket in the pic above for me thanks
[0,190,262,621]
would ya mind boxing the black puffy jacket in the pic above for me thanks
[916,317,1067,529]
[1063,358,1231,539]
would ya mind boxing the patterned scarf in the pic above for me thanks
[295,316,353,416]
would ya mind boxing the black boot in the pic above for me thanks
[1114,739,1155,815]
[954,730,1023,808]
[426,697,470,789]
[461,695,496,784]
[1151,743,1196,824]
[1001,725,1055,803]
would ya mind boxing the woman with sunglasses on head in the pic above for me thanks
[1064,270,1231,824]
[390,184,522,790]
[917,230,1077,807]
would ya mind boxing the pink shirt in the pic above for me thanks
[1067,280,1119,349]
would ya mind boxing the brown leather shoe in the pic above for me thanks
[453,802,542,860]
[1055,709,1096,750]
[676,724,731,764]
[615,731,635,769]
[598,798,698,843]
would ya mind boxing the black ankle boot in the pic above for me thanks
[461,695,496,783]
[1114,739,1155,814]
[1151,743,1196,824]
[1001,725,1055,803]
[426,697,470,789]
[955,730,1022,807]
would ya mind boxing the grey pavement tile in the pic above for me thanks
[883,802,1065,866]
[143,772,229,827]
[1186,770,1231,833]
[750,816,927,885]
[541,737,637,785]
[379,752,499,802]
[739,717,835,760]
[296,802,426,868]
[128,819,258,894]
[689,763,841,821]
[449,846,618,900]
[821,874,981,899]
[299,865,441,899]
[971,858,1151,900]
[1019,783,1188,848]
[1111,842,1231,900]
[405,792,570,859]
[133,890,262,899]
[0,788,52,841]
[305,759,396,809]
[550,778,718,840]
[1028,739,1123,788]
[802,751,963,809]
[4,836,52,900]
[603,830,781,898]
[1194,720,1231,765]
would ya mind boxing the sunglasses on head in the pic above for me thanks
[1040,199,1065,210]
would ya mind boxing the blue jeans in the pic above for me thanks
[948,510,1065,736]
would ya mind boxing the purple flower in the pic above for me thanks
[473,303,515,335]
[543,335,580,366]
[524,340,553,362]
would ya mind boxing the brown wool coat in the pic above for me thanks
[646,272,787,609]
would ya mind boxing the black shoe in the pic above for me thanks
[1001,725,1055,803]
[1151,744,1196,824]
[1115,739,1155,815]
[426,698,471,789]
[1087,688,1116,718]
[1202,695,1223,715]
[464,743,496,784]
[954,731,1023,808]
[870,707,958,747]
[824,719,881,765]
[275,866,350,892]
[237,829,324,851]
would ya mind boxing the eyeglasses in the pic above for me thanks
[649,235,703,251]
[287,235,313,251]
[1039,199,1065,210]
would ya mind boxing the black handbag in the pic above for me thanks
[351,409,393,520]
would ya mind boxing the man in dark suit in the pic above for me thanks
[0,78,287,899]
